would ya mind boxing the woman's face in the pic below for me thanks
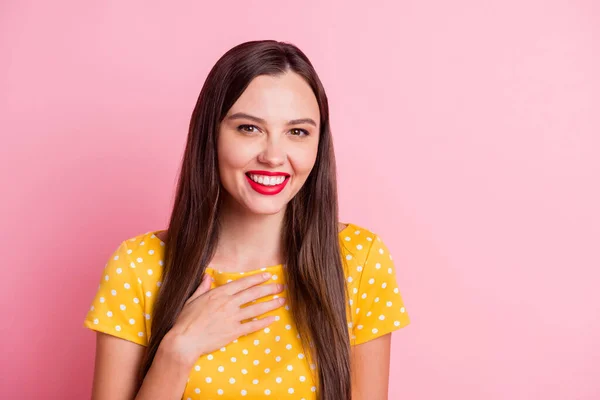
[217,71,321,215]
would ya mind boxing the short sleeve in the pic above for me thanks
[353,234,410,345]
[83,241,148,346]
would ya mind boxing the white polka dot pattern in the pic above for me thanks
[83,223,410,398]
[347,234,410,345]
[83,241,149,346]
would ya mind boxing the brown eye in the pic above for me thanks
[238,124,258,134]
[290,128,309,137]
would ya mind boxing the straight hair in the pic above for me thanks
[137,40,352,399]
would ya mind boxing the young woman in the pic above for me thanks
[83,40,410,400]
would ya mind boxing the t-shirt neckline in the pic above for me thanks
[152,222,355,276]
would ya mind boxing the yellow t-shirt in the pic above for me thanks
[83,222,410,399]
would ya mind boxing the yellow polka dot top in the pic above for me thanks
[83,222,410,399]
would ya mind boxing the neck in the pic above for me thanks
[212,198,286,272]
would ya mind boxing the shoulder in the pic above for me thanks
[106,230,166,287]
[339,222,396,288]
[339,222,381,264]
[107,230,166,266]
[121,230,166,256]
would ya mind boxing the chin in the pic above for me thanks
[245,202,287,216]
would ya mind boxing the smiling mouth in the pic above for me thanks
[245,172,290,186]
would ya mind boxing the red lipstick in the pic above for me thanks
[246,170,290,177]
[245,170,290,195]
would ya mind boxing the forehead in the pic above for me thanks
[227,72,320,125]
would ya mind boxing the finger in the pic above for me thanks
[232,283,283,307]
[216,272,273,296]
[237,315,278,337]
[238,297,286,321]
[185,273,213,305]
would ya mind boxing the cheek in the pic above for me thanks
[218,151,243,172]
[218,138,254,173]
[289,145,319,176]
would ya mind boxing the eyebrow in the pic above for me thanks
[226,112,317,127]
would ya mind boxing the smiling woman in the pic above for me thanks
[83,40,410,400]
[217,72,320,216]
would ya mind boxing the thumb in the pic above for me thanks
[185,273,213,305]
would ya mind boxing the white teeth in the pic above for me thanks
[249,174,286,186]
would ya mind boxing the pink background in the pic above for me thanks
[2,0,599,398]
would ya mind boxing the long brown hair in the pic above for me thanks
[138,40,351,399]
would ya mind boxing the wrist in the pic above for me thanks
[160,331,202,370]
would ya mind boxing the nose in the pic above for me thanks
[257,136,286,167]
